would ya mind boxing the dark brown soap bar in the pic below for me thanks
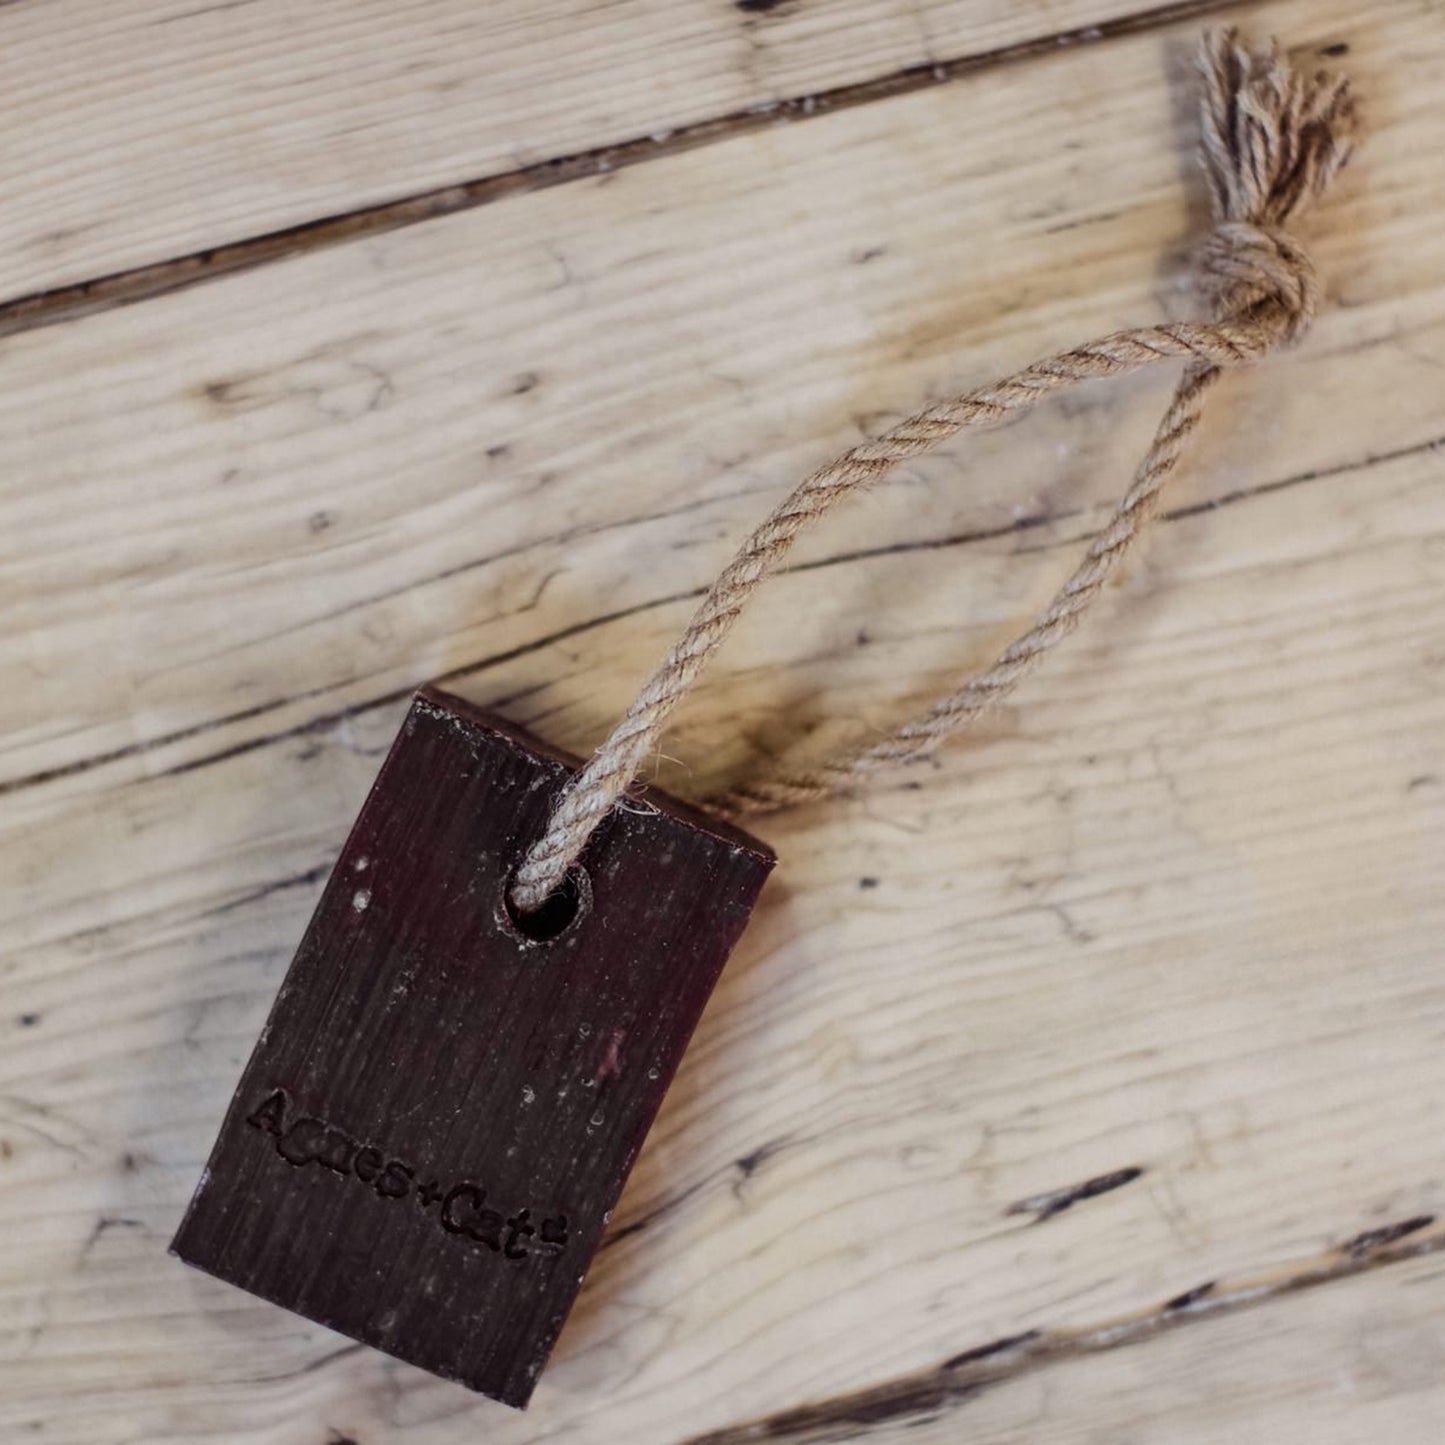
[171,686,774,1407]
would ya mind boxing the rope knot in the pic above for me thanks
[1195,28,1357,351]
[1198,220,1318,345]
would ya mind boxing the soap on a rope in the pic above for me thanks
[171,686,774,1407]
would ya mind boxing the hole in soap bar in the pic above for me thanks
[503,866,590,944]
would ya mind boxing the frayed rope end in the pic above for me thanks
[1195,28,1359,344]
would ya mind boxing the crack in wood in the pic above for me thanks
[1163,1280,1217,1311]
[0,0,1242,341]
[1005,1165,1145,1222]
[1342,1214,1435,1256]
[681,1217,1445,1444]
[601,1135,798,1251]
[205,862,332,917]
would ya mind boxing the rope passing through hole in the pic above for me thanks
[509,27,1359,915]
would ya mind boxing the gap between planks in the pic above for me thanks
[0,0,1251,343]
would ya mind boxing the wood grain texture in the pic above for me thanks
[0,0,1216,306]
[3,0,1444,1442]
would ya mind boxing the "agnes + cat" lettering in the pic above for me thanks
[246,1087,569,1261]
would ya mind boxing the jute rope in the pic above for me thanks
[511,28,1357,913]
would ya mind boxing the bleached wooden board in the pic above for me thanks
[3,0,1444,1442]
[0,0,1216,303]
[705,1242,1445,1444]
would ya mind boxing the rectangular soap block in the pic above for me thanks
[171,685,774,1407]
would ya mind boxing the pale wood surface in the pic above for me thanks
[3,1,1444,1442]
[0,0,1189,303]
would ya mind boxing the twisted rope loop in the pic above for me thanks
[510,28,1357,913]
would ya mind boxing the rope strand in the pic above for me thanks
[712,362,1220,817]
[510,27,1357,913]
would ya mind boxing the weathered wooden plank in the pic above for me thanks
[954,1253,1445,1445]
[693,1238,1445,1444]
[3,1,1445,1442]
[0,0,1218,304]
